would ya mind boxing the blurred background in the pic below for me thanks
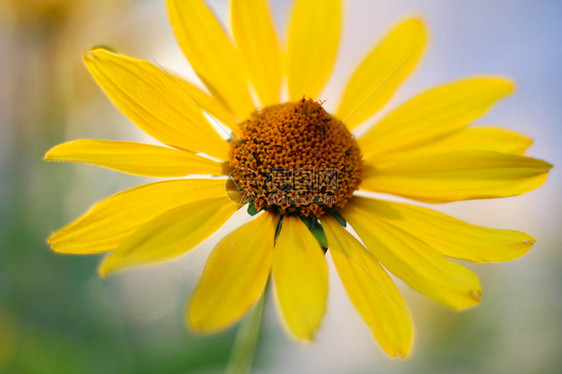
[1,0,561,373]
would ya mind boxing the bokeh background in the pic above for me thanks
[1,0,561,373]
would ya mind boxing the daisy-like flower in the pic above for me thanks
[46,0,551,357]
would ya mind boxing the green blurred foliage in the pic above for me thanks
[0,1,237,373]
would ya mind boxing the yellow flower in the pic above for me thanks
[45,0,551,358]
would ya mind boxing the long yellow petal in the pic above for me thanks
[231,0,282,107]
[337,18,427,129]
[48,179,227,254]
[322,216,412,358]
[174,75,240,133]
[342,202,483,310]
[362,151,552,203]
[287,0,342,101]
[167,0,255,120]
[273,215,328,340]
[375,127,533,164]
[349,197,535,262]
[188,212,278,332]
[359,77,515,160]
[99,197,238,277]
[44,139,225,177]
[84,48,228,160]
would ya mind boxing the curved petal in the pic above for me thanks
[322,216,412,358]
[167,0,255,120]
[374,127,533,164]
[359,77,515,160]
[342,201,482,310]
[348,197,535,262]
[84,48,228,160]
[188,212,278,332]
[287,0,342,101]
[273,215,328,340]
[362,151,552,203]
[99,197,238,276]
[174,75,240,133]
[44,139,225,177]
[337,18,427,129]
[48,179,227,254]
[231,0,282,107]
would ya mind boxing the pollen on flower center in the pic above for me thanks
[228,98,363,218]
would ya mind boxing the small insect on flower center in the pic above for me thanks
[228,98,363,218]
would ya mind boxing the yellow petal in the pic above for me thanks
[374,127,533,164]
[337,18,427,129]
[231,0,282,107]
[188,212,278,332]
[359,77,515,160]
[48,179,227,254]
[84,48,228,160]
[322,216,412,358]
[287,0,342,101]
[272,215,328,340]
[347,197,535,262]
[166,0,255,120]
[99,197,238,277]
[44,139,225,177]
[362,151,552,203]
[174,75,240,133]
[343,202,482,310]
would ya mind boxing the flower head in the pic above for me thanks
[229,98,363,217]
[45,0,551,358]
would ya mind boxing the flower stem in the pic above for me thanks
[226,291,266,374]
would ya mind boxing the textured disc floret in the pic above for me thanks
[229,98,363,218]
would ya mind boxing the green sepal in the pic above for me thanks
[247,202,259,216]
[300,216,328,248]
[274,216,283,244]
[330,210,347,227]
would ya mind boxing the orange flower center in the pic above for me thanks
[228,98,363,218]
